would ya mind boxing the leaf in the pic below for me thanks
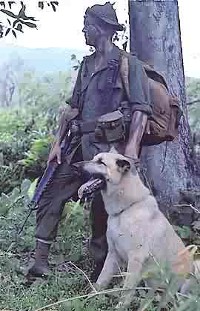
[0,9,17,18]
[0,193,10,215]
[73,65,79,71]
[89,46,94,53]
[28,178,38,199]
[8,1,15,9]
[13,19,19,28]
[21,179,32,195]
[122,41,128,51]
[15,23,23,32]
[175,225,192,239]
[71,54,76,60]
[7,18,11,25]
[50,3,56,12]
[17,2,37,21]
[12,29,17,38]
[51,1,59,6]
[18,1,26,18]
[0,152,3,165]
[50,1,59,12]
[38,1,44,9]
[192,220,200,230]
[0,2,5,8]
[5,28,11,36]
[9,187,20,201]
[20,20,37,28]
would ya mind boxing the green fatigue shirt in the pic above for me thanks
[69,45,152,161]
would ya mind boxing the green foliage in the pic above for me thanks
[174,225,193,240]
[19,136,53,177]
[0,195,200,311]
[0,70,71,192]
[186,77,200,132]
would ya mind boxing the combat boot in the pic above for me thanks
[27,240,51,278]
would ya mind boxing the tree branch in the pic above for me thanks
[187,99,200,106]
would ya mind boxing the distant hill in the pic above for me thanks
[0,45,85,73]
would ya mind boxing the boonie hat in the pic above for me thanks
[85,2,124,31]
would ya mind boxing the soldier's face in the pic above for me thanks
[82,15,101,46]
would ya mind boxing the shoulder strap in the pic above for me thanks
[102,58,120,108]
[120,51,169,98]
[120,51,131,101]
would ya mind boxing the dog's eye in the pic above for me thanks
[97,158,106,166]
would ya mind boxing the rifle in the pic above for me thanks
[18,107,80,234]
[18,130,74,234]
[32,131,73,207]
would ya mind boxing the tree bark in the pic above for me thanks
[129,0,199,214]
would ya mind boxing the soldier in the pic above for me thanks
[27,2,152,279]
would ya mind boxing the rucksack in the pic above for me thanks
[120,52,182,146]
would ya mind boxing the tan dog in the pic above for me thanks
[78,152,197,309]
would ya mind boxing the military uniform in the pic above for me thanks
[28,2,152,279]
[36,45,151,258]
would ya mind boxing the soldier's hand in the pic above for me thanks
[48,142,61,165]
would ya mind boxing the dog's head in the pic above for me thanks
[78,152,136,187]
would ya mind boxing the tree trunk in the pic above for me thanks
[129,0,199,215]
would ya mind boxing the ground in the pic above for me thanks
[0,192,200,311]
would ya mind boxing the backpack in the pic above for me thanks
[120,52,182,146]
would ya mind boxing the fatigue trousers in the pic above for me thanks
[35,153,108,263]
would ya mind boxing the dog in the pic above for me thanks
[77,152,198,309]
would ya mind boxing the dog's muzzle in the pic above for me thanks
[78,177,106,200]
[73,161,106,200]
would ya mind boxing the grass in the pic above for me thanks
[0,200,118,311]
[0,196,200,311]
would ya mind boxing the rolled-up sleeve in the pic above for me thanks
[129,55,152,115]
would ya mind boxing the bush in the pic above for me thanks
[0,70,71,193]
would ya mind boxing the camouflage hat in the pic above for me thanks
[85,2,124,31]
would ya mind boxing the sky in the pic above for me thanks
[0,0,199,78]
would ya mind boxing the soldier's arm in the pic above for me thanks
[124,56,151,161]
[124,111,147,161]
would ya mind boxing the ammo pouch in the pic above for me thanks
[95,110,125,143]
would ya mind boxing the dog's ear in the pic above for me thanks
[116,159,131,173]
[109,146,119,154]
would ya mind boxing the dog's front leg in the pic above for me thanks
[116,250,147,310]
[96,251,120,289]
